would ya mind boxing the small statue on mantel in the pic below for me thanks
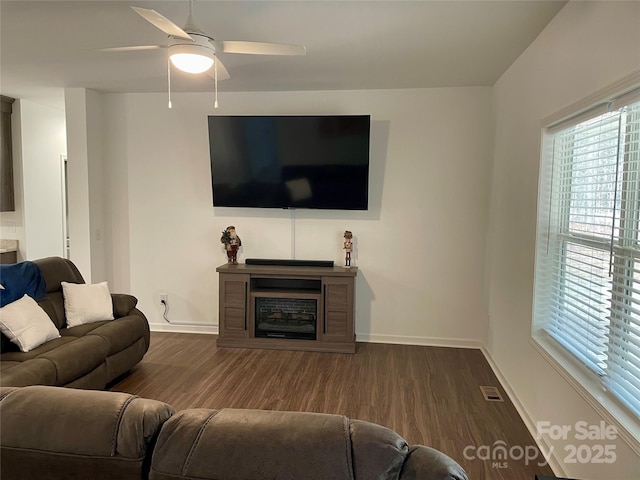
[343,230,353,267]
[221,226,242,264]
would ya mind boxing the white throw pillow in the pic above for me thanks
[62,281,114,328]
[0,294,60,352]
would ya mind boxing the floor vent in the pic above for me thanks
[480,386,504,402]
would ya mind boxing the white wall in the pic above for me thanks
[65,88,107,283]
[488,1,640,478]
[100,87,493,342]
[12,99,66,260]
[86,90,106,282]
[102,94,131,292]
[65,89,92,281]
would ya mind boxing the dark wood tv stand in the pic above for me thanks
[216,263,357,353]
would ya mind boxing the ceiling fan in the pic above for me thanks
[102,0,306,106]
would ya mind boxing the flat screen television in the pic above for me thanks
[207,115,370,210]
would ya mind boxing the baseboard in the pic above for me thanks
[147,328,480,346]
[356,333,483,349]
[149,323,218,335]
[479,345,565,477]
[147,327,485,353]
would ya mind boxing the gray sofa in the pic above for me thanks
[0,257,150,388]
[0,385,469,480]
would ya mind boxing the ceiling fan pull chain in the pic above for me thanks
[167,57,173,109]
[214,55,219,109]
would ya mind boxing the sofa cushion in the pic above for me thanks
[34,257,84,292]
[60,320,109,338]
[87,315,149,355]
[0,359,57,387]
[1,336,77,362]
[0,295,60,352]
[150,408,354,480]
[64,362,108,389]
[61,315,147,357]
[62,281,114,327]
[35,335,108,386]
[36,295,65,329]
[0,385,174,480]
[33,257,85,329]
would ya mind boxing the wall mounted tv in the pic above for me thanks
[207,115,370,210]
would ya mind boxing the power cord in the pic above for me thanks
[161,299,170,323]
[160,297,215,327]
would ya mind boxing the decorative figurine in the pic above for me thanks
[343,230,353,267]
[221,226,242,264]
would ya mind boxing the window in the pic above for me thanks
[534,90,640,420]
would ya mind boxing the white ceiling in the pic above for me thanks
[0,0,567,109]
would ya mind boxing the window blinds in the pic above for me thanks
[605,100,640,417]
[536,97,640,418]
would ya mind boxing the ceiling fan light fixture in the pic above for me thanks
[169,44,214,74]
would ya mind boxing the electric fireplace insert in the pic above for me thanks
[255,297,317,340]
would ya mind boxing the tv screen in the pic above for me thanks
[207,115,370,210]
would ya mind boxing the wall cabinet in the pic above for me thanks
[0,251,17,264]
[0,95,15,212]
[217,263,357,353]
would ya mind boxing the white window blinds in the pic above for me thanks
[535,95,640,418]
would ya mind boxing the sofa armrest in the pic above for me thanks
[149,409,470,480]
[111,293,138,317]
[349,419,409,479]
[0,385,174,480]
[150,408,355,480]
[400,445,469,480]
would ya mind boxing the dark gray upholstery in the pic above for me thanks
[0,358,57,386]
[400,445,470,479]
[0,257,150,388]
[0,386,174,480]
[149,409,359,480]
[0,385,469,480]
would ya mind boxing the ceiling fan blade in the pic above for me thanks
[131,6,193,41]
[214,41,306,56]
[208,57,231,81]
[99,45,165,52]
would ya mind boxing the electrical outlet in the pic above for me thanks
[160,293,168,305]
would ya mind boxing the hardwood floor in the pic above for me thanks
[111,332,555,480]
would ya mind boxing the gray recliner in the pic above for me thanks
[0,385,469,480]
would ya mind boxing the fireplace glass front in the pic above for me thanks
[255,297,317,340]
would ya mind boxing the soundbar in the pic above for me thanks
[245,258,334,268]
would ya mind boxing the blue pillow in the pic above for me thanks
[0,261,46,308]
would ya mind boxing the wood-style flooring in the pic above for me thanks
[111,333,555,480]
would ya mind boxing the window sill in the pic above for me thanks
[530,332,640,455]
